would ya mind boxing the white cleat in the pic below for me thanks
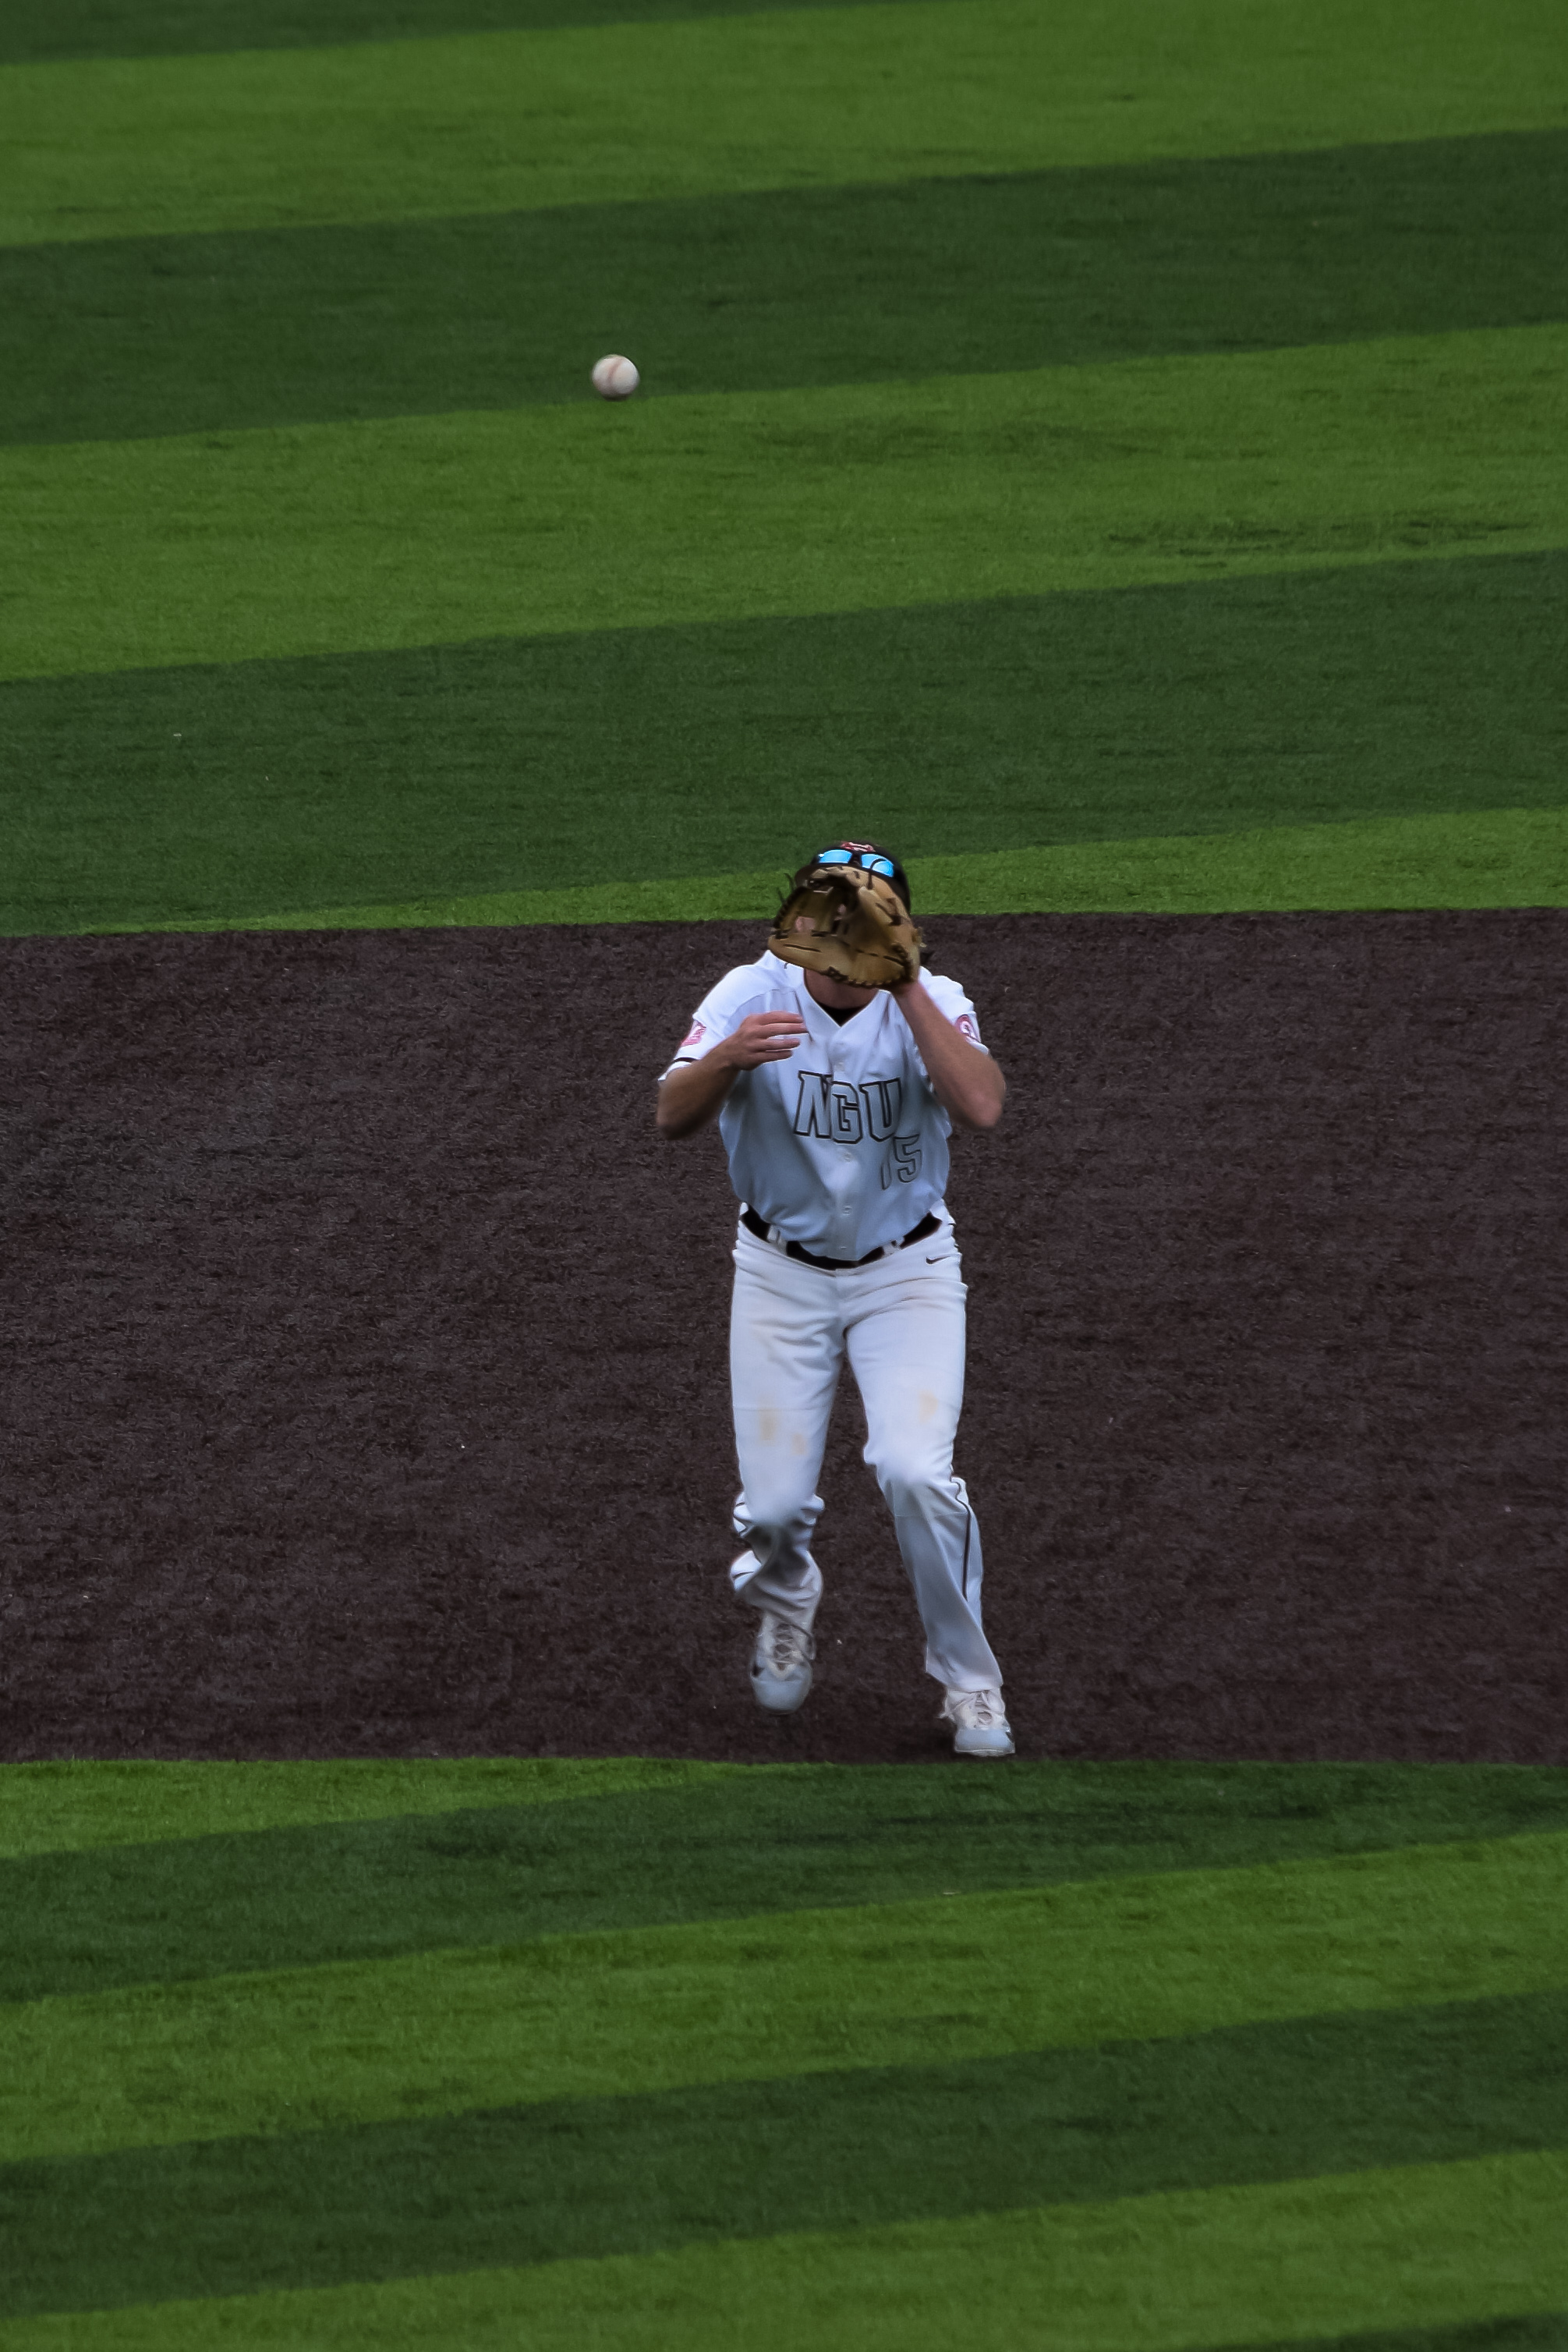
[751,1612,815,1713]
[940,1686,1014,1759]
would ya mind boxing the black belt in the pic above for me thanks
[742,1205,941,1271]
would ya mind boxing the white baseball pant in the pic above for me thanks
[727,1221,1002,1691]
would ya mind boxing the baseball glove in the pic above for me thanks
[768,866,923,990]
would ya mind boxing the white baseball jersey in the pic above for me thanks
[664,951,987,1260]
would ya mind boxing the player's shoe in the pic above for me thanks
[751,1613,815,1713]
[940,1686,1014,1758]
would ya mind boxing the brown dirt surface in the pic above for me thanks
[2,912,1563,1764]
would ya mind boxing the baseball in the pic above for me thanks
[591,354,639,400]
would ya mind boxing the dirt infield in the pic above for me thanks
[2,912,1563,1763]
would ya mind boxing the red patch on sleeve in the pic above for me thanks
[955,1013,978,1040]
[678,1022,706,1054]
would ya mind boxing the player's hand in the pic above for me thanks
[722,1013,807,1068]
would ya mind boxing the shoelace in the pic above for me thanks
[766,1620,812,1670]
[951,1688,1003,1727]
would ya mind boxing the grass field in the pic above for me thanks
[4,1760,1568,2344]
[3,0,1565,2338]
[2,0,1564,934]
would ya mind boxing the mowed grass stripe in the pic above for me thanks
[156,809,1568,934]
[7,553,1562,935]
[12,1761,1568,2004]
[26,1756,1562,1870]
[0,1758,756,1861]
[2,2151,1563,2351]
[3,326,1563,686]
[2,1833,1563,2165]
[897,813,1568,918]
[0,0,898,71]
[5,1995,1565,2319]
[1227,2322,1568,2352]
[8,133,1566,448]
[2,0,1565,250]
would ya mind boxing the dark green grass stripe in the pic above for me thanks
[1223,2320,1568,2352]
[4,1761,1567,2006]
[5,133,1563,450]
[2,1992,1563,2319]
[0,0,894,68]
[5,552,1563,937]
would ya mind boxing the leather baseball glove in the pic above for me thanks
[769,865,924,990]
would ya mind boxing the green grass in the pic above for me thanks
[3,2151,1563,2349]
[143,809,1568,933]
[899,812,1568,916]
[0,0,900,69]
[3,0,1563,249]
[1250,2333,1568,2352]
[7,554,1561,933]
[3,328,1561,685]
[9,1759,1568,2001]
[0,1755,754,1858]
[5,1831,1564,2163]
[3,1765,1564,2337]
[7,133,1565,448]
[1248,2329,1568,2352]
[5,1,1560,932]
[5,1999,1566,2318]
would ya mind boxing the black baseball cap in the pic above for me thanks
[795,840,913,909]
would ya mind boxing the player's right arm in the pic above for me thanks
[656,1014,805,1139]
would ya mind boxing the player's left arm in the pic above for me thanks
[890,982,1006,1131]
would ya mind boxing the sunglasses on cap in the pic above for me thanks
[812,847,898,882]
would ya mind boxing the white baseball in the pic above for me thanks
[591,354,640,400]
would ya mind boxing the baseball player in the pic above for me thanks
[657,841,1013,1758]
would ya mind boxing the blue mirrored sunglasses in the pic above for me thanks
[813,847,897,881]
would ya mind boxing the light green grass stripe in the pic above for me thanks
[4,2151,1564,2351]
[2,1831,1563,2166]
[3,325,1563,685]
[0,1759,760,1861]
[2,0,1563,250]
[131,807,1568,932]
[908,810,1568,914]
